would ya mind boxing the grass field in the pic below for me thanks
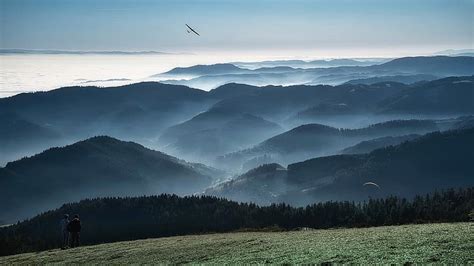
[1,223,473,264]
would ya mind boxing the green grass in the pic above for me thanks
[1,223,473,264]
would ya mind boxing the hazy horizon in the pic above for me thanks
[1,0,473,54]
[2,0,473,96]
[0,47,472,97]
[3,46,473,58]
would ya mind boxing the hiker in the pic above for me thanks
[60,214,70,249]
[67,214,82,248]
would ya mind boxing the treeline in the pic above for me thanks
[1,187,473,256]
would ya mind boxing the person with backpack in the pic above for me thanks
[60,214,70,249]
[67,214,82,248]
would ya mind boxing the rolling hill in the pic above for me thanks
[370,56,474,76]
[159,107,283,162]
[378,76,474,114]
[210,128,474,205]
[205,163,288,205]
[1,75,472,167]
[339,134,420,154]
[207,82,406,123]
[0,82,215,140]
[0,113,62,165]
[0,82,219,163]
[207,75,474,128]
[218,119,439,170]
[344,74,438,85]
[0,136,221,223]
[286,128,474,204]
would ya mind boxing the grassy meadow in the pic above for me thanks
[1,222,472,264]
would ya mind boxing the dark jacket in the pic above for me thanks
[67,218,81,233]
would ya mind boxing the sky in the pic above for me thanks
[0,0,473,57]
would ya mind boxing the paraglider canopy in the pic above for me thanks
[363,182,380,189]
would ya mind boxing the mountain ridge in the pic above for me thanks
[0,136,221,223]
[208,128,474,205]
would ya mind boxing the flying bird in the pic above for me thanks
[185,24,200,36]
[363,182,381,189]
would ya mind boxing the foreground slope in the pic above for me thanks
[1,189,471,256]
[1,223,472,264]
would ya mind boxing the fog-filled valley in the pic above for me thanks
[1,55,474,224]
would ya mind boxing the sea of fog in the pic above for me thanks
[0,53,314,98]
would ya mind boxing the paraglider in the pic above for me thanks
[363,182,381,189]
[185,24,200,36]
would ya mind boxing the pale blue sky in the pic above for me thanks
[1,0,473,55]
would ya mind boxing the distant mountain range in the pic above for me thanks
[155,56,474,90]
[161,63,247,76]
[232,58,384,69]
[207,128,474,205]
[1,75,473,167]
[0,136,222,223]
[207,82,406,122]
[0,82,218,165]
[161,60,383,77]
[434,49,474,57]
[206,76,473,129]
[0,49,175,55]
[292,76,474,126]
[368,56,474,76]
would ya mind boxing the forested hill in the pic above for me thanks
[209,128,474,205]
[1,188,472,256]
[0,136,220,223]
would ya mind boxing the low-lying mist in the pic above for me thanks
[1,57,473,223]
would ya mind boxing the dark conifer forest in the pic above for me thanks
[1,188,472,256]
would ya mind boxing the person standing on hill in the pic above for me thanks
[67,214,82,248]
[60,214,70,249]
